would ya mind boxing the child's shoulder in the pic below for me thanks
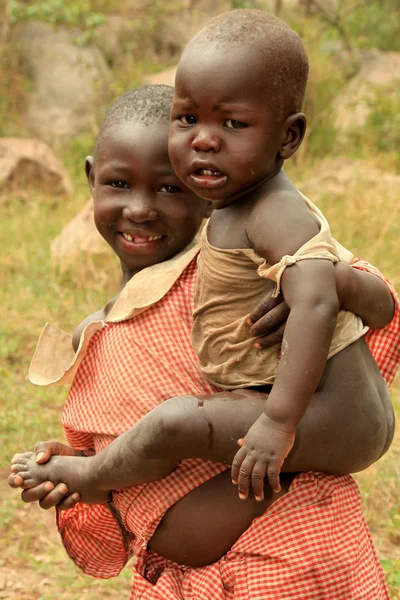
[72,294,119,351]
[248,186,320,264]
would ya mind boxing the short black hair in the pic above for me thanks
[95,84,174,155]
[182,10,309,117]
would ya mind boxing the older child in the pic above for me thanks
[9,83,398,598]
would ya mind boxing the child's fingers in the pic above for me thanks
[36,484,72,511]
[34,441,57,463]
[250,302,289,339]
[20,482,55,503]
[247,294,283,328]
[254,323,286,350]
[57,492,80,511]
[236,456,256,500]
[267,462,281,494]
[251,461,267,501]
[231,444,247,484]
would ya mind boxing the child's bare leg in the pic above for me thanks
[65,339,392,500]
[10,452,109,504]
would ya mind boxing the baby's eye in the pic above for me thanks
[225,119,247,130]
[179,115,196,125]
[110,181,129,189]
[159,185,181,193]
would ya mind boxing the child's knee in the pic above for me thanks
[157,395,208,448]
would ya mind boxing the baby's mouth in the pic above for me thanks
[195,168,223,177]
[189,168,227,189]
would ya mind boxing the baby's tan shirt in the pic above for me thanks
[192,194,368,389]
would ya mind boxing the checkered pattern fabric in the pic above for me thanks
[57,255,398,598]
[353,259,400,388]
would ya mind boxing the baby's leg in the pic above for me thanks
[81,338,392,495]
[10,451,109,504]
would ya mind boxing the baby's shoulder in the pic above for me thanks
[248,188,321,263]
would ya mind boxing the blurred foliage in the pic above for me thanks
[9,0,107,29]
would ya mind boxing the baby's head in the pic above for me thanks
[169,10,309,207]
[86,84,208,274]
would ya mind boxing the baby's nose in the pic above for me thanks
[192,128,221,153]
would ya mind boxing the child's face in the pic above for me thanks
[169,43,287,209]
[87,121,206,273]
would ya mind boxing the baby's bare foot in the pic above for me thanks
[10,452,109,504]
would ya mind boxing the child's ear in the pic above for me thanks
[203,200,213,218]
[279,113,307,160]
[85,156,95,195]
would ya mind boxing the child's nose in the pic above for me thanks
[192,128,221,153]
[122,196,158,222]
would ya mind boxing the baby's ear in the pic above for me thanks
[279,113,306,160]
[85,156,95,195]
[203,200,213,218]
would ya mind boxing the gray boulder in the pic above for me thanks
[12,21,112,144]
[0,137,72,201]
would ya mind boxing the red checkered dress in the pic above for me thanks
[57,255,398,599]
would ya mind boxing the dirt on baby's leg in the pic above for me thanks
[10,452,110,504]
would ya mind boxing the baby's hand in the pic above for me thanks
[231,414,295,499]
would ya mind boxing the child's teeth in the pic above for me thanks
[122,233,162,242]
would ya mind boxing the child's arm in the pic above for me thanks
[248,262,395,348]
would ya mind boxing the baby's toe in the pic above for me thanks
[10,462,29,473]
[11,452,34,464]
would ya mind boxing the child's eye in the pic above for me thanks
[159,185,181,193]
[110,181,129,189]
[179,115,196,125]
[225,119,247,130]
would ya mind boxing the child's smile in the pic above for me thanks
[86,121,206,273]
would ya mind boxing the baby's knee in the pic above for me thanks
[155,395,207,449]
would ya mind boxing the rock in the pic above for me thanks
[0,137,72,200]
[50,199,109,266]
[12,21,112,144]
[333,50,400,132]
[145,66,177,87]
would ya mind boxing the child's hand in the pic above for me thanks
[247,293,289,349]
[231,413,295,499]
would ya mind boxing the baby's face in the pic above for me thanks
[88,121,206,273]
[169,43,285,209]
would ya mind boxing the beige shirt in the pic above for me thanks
[192,194,368,389]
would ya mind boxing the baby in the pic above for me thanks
[167,9,395,496]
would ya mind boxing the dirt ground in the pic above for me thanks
[0,471,132,599]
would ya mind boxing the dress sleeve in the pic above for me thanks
[56,501,133,578]
[351,258,400,388]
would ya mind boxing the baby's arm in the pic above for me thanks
[235,195,341,494]
[249,262,395,348]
